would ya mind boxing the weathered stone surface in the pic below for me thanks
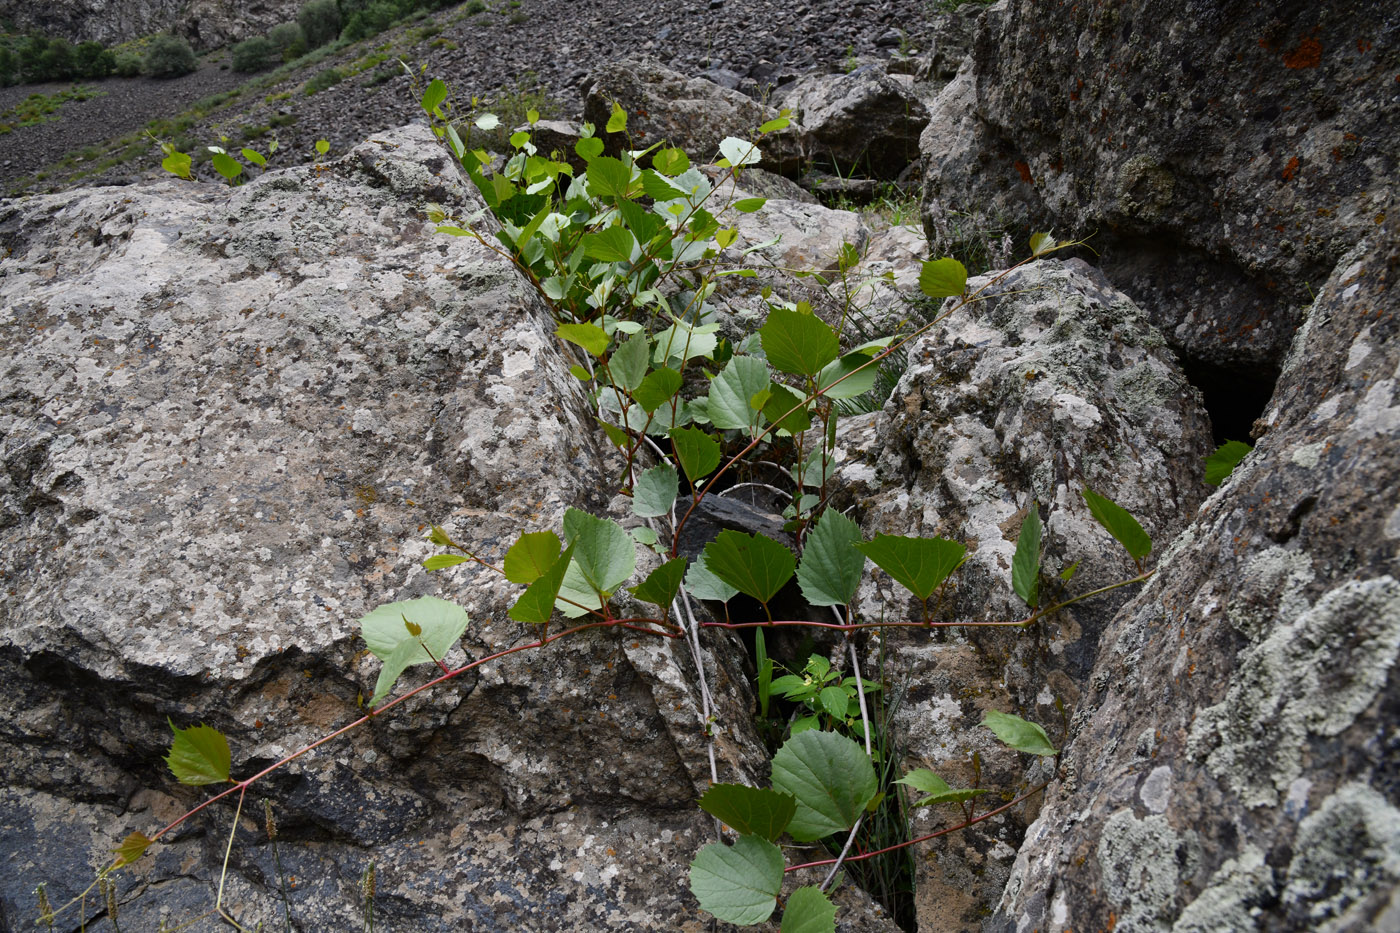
[775,65,930,179]
[0,123,883,930]
[919,0,1398,405]
[827,258,1213,932]
[990,214,1400,933]
[0,0,302,50]
[582,58,803,175]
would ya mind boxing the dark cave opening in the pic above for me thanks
[1180,358,1280,447]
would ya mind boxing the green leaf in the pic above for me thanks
[854,534,966,602]
[756,627,773,718]
[598,418,631,449]
[582,225,636,263]
[760,307,840,377]
[815,351,879,400]
[240,147,267,167]
[719,136,762,167]
[586,155,633,200]
[708,355,771,432]
[703,530,796,605]
[685,553,740,602]
[689,835,784,926]
[1204,440,1252,486]
[420,78,447,117]
[629,557,688,608]
[818,685,849,719]
[1081,487,1152,562]
[982,710,1058,756]
[918,257,968,298]
[633,464,679,518]
[314,139,330,155]
[1012,506,1042,608]
[653,320,719,365]
[210,151,243,182]
[640,169,685,201]
[161,149,192,180]
[165,720,232,786]
[894,769,989,808]
[670,426,721,483]
[782,886,837,933]
[1029,231,1059,256]
[771,729,878,841]
[606,100,628,133]
[575,136,604,162]
[563,508,636,596]
[797,511,865,607]
[761,383,812,434]
[633,367,682,413]
[759,113,791,133]
[509,543,575,623]
[652,147,690,176]
[557,322,611,358]
[697,784,796,842]
[360,596,470,707]
[734,197,767,213]
[503,531,563,584]
[473,113,500,130]
[424,554,470,571]
[113,831,153,868]
[609,331,649,392]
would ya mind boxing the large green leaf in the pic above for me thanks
[782,886,837,933]
[633,463,679,518]
[563,508,635,596]
[509,543,575,623]
[684,553,740,602]
[815,351,879,400]
[1012,506,1042,608]
[503,531,562,585]
[697,784,796,842]
[770,730,878,841]
[918,257,968,298]
[420,78,447,117]
[670,426,721,483]
[703,530,796,605]
[854,534,966,602]
[796,511,865,607]
[982,710,1058,756]
[894,769,989,808]
[760,307,840,377]
[689,835,784,926]
[1081,487,1152,562]
[718,136,762,167]
[609,331,650,392]
[652,146,690,176]
[582,225,637,263]
[762,383,812,434]
[628,557,688,609]
[1204,440,1252,486]
[633,366,683,413]
[708,356,771,432]
[360,596,471,706]
[165,720,231,786]
[557,322,610,358]
[586,155,632,199]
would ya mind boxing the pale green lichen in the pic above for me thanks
[1283,782,1400,926]
[1172,845,1273,933]
[1189,577,1400,807]
[1098,809,1184,932]
[1226,547,1314,642]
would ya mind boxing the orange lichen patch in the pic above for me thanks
[1282,156,1301,181]
[1014,160,1033,183]
[1284,38,1322,69]
[1357,39,1373,53]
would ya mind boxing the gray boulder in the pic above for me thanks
[775,66,930,180]
[990,214,1400,933]
[0,0,303,50]
[919,0,1398,410]
[0,123,899,931]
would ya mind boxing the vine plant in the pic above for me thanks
[46,78,1165,931]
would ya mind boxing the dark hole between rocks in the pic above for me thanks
[1180,359,1279,446]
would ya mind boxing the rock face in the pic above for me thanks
[919,0,1399,426]
[774,65,930,179]
[829,259,1213,932]
[990,212,1400,933]
[0,0,303,49]
[0,123,906,931]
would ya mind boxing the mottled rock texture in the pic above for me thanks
[773,65,930,179]
[990,214,1400,933]
[920,0,1398,422]
[828,258,1213,932]
[0,0,302,50]
[0,123,911,931]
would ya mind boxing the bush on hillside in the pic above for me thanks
[267,22,306,60]
[73,41,115,79]
[114,51,144,77]
[231,36,277,72]
[298,0,342,48]
[304,66,344,95]
[0,48,15,87]
[145,35,197,78]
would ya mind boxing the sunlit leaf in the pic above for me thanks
[563,508,635,596]
[703,530,795,605]
[894,769,989,808]
[708,355,771,432]
[113,831,153,868]
[509,543,575,624]
[424,554,469,571]
[982,710,1057,755]
[760,307,840,377]
[360,596,470,706]
[1081,487,1152,562]
[557,322,611,358]
[855,534,966,601]
[503,531,563,584]
[918,257,968,298]
[718,136,762,167]
[165,721,231,786]
[771,729,877,841]
[606,100,627,133]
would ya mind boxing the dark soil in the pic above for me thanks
[0,0,938,195]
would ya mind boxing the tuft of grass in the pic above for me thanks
[0,85,103,135]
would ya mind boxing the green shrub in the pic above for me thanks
[144,35,197,78]
[73,41,115,79]
[114,51,144,77]
[298,0,342,48]
[37,38,76,82]
[304,66,344,95]
[231,36,277,72]
[464,0,486,12]
[0,48,15,87]
[267,22,306,60]
[17,36,46,82]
